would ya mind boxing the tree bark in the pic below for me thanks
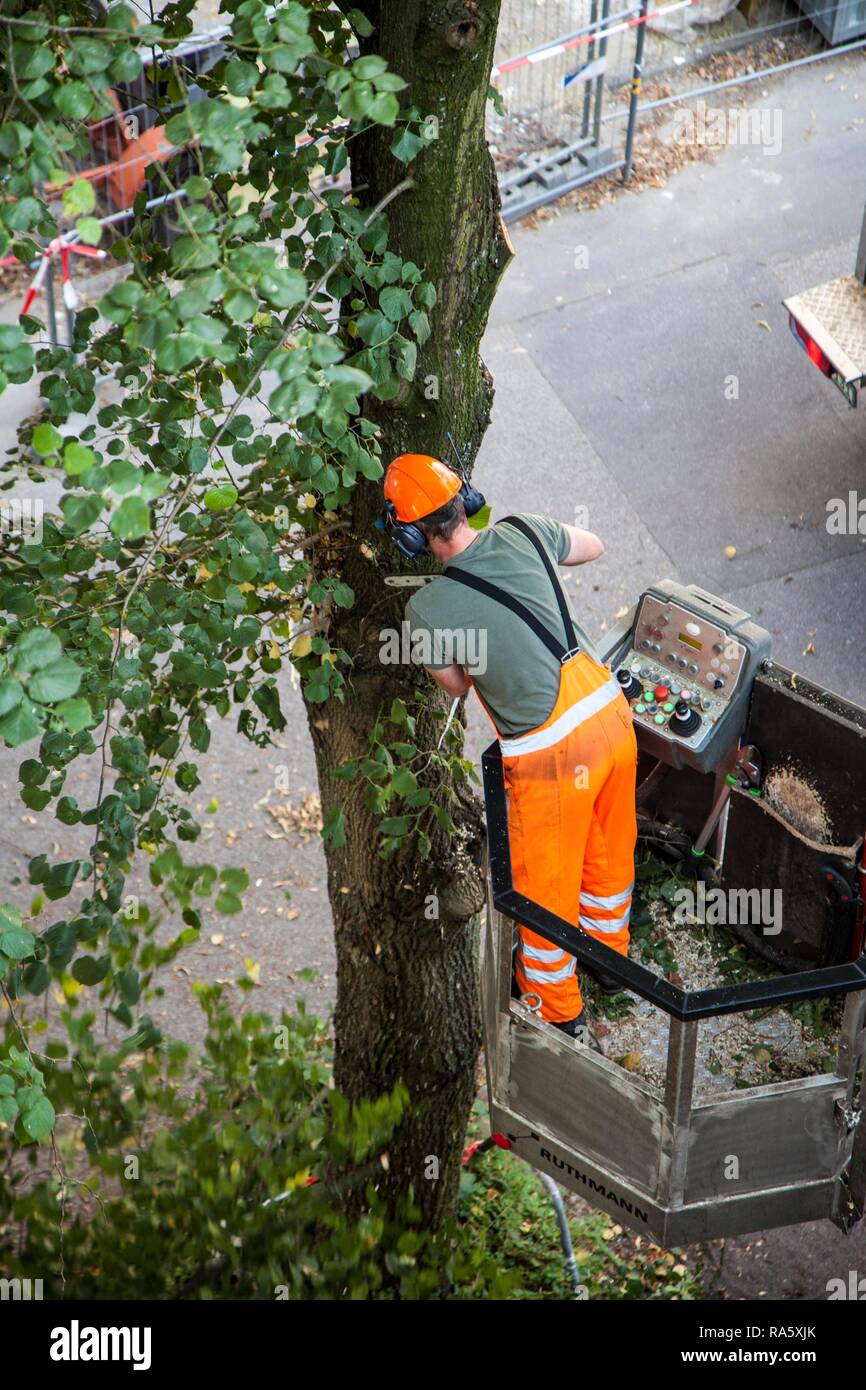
[306,0,511,1232]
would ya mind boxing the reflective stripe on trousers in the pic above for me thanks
[502,652,638,1023]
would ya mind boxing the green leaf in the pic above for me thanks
[0,324,25,351]
[204,484,238,511]
[12,629,62,673]
[330,582,354,608]
[109,46,143,84]
[389,698,409,727]
[269,376,318,421]
[218,867,247,893]
[322,805,346,848]
[259,267,306,309]
[356,309,392,347]
[110,496,151,541]
[20,1094,55,1143]
[390,128,425,164]
[71,954,111,985]
[408,309,431,344]
[62,178,96,219]
[226,61,260,96]
[55,697,93,733]
[379,285,413,322]
[340,80,374,122]
[373,72,407,93]
[352,55,388,80]
[392,767,418,796]
[76,217,103,247]
[487,84,507,118]
[0,922,35,961]
[29,657,82,704]
[184,175,212,201]
[63,441,96,475]
[56,795,81,825]
[0,678,23,717]
[32,422,62,456]
[347,7,374,36]
[155,334,202,373]
[7,197,41,232]
[53,81,94,121]
[224,288,257,323]
[140,473,170,502]
[394,337,416,381]
[467,503,492,531]
[62,494,103,535]
[380,815,411,837]
[368,91,400,126]
[0,704,40,748]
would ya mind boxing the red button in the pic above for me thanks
[654,684,670,701]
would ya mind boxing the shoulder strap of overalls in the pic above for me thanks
[443,517,579,664]
[498,515,579,656]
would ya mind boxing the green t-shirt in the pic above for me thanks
[404,513,600,738]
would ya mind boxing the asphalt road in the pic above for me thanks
[2,47,865,1300]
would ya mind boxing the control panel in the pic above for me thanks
[600,581,772,773]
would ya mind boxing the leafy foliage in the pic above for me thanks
[0,984,513,1298]
[334,691,475,857]
[0,0,445,1144]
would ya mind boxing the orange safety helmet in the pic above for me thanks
[384,453,462,523]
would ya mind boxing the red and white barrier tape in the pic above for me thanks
[492,0,698,78]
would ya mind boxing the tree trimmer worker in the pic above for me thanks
[382,452,638,1040]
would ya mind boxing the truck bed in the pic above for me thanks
[784,274,866,404]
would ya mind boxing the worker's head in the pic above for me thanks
[416,493,466,545]
[382,452,485,559]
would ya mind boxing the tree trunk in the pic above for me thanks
[306,0,511,1232]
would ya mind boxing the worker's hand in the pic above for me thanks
[426,662,472,698]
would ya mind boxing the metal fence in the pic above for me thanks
[489,0,866,220]
[490,0,656,219]
[491,0,640,154]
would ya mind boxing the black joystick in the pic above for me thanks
[670,700,701,736]
[616,667,643,702]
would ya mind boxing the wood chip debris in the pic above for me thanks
[598,898,839,1096]
[763,764,832,842]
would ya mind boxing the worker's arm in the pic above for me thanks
[425,663,472,698]
[560,524,604,566]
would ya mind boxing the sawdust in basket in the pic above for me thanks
[592,896,841,1099]
[762,763,833,843]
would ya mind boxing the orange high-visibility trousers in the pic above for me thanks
[502,653,638,1023]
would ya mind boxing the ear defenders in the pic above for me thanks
[382,478,486,559]
[380,450,487,561]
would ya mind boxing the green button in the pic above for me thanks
[654,713,666,725]
[643,689,655,702]
[634,702,646,714]
[663,702,674,713]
